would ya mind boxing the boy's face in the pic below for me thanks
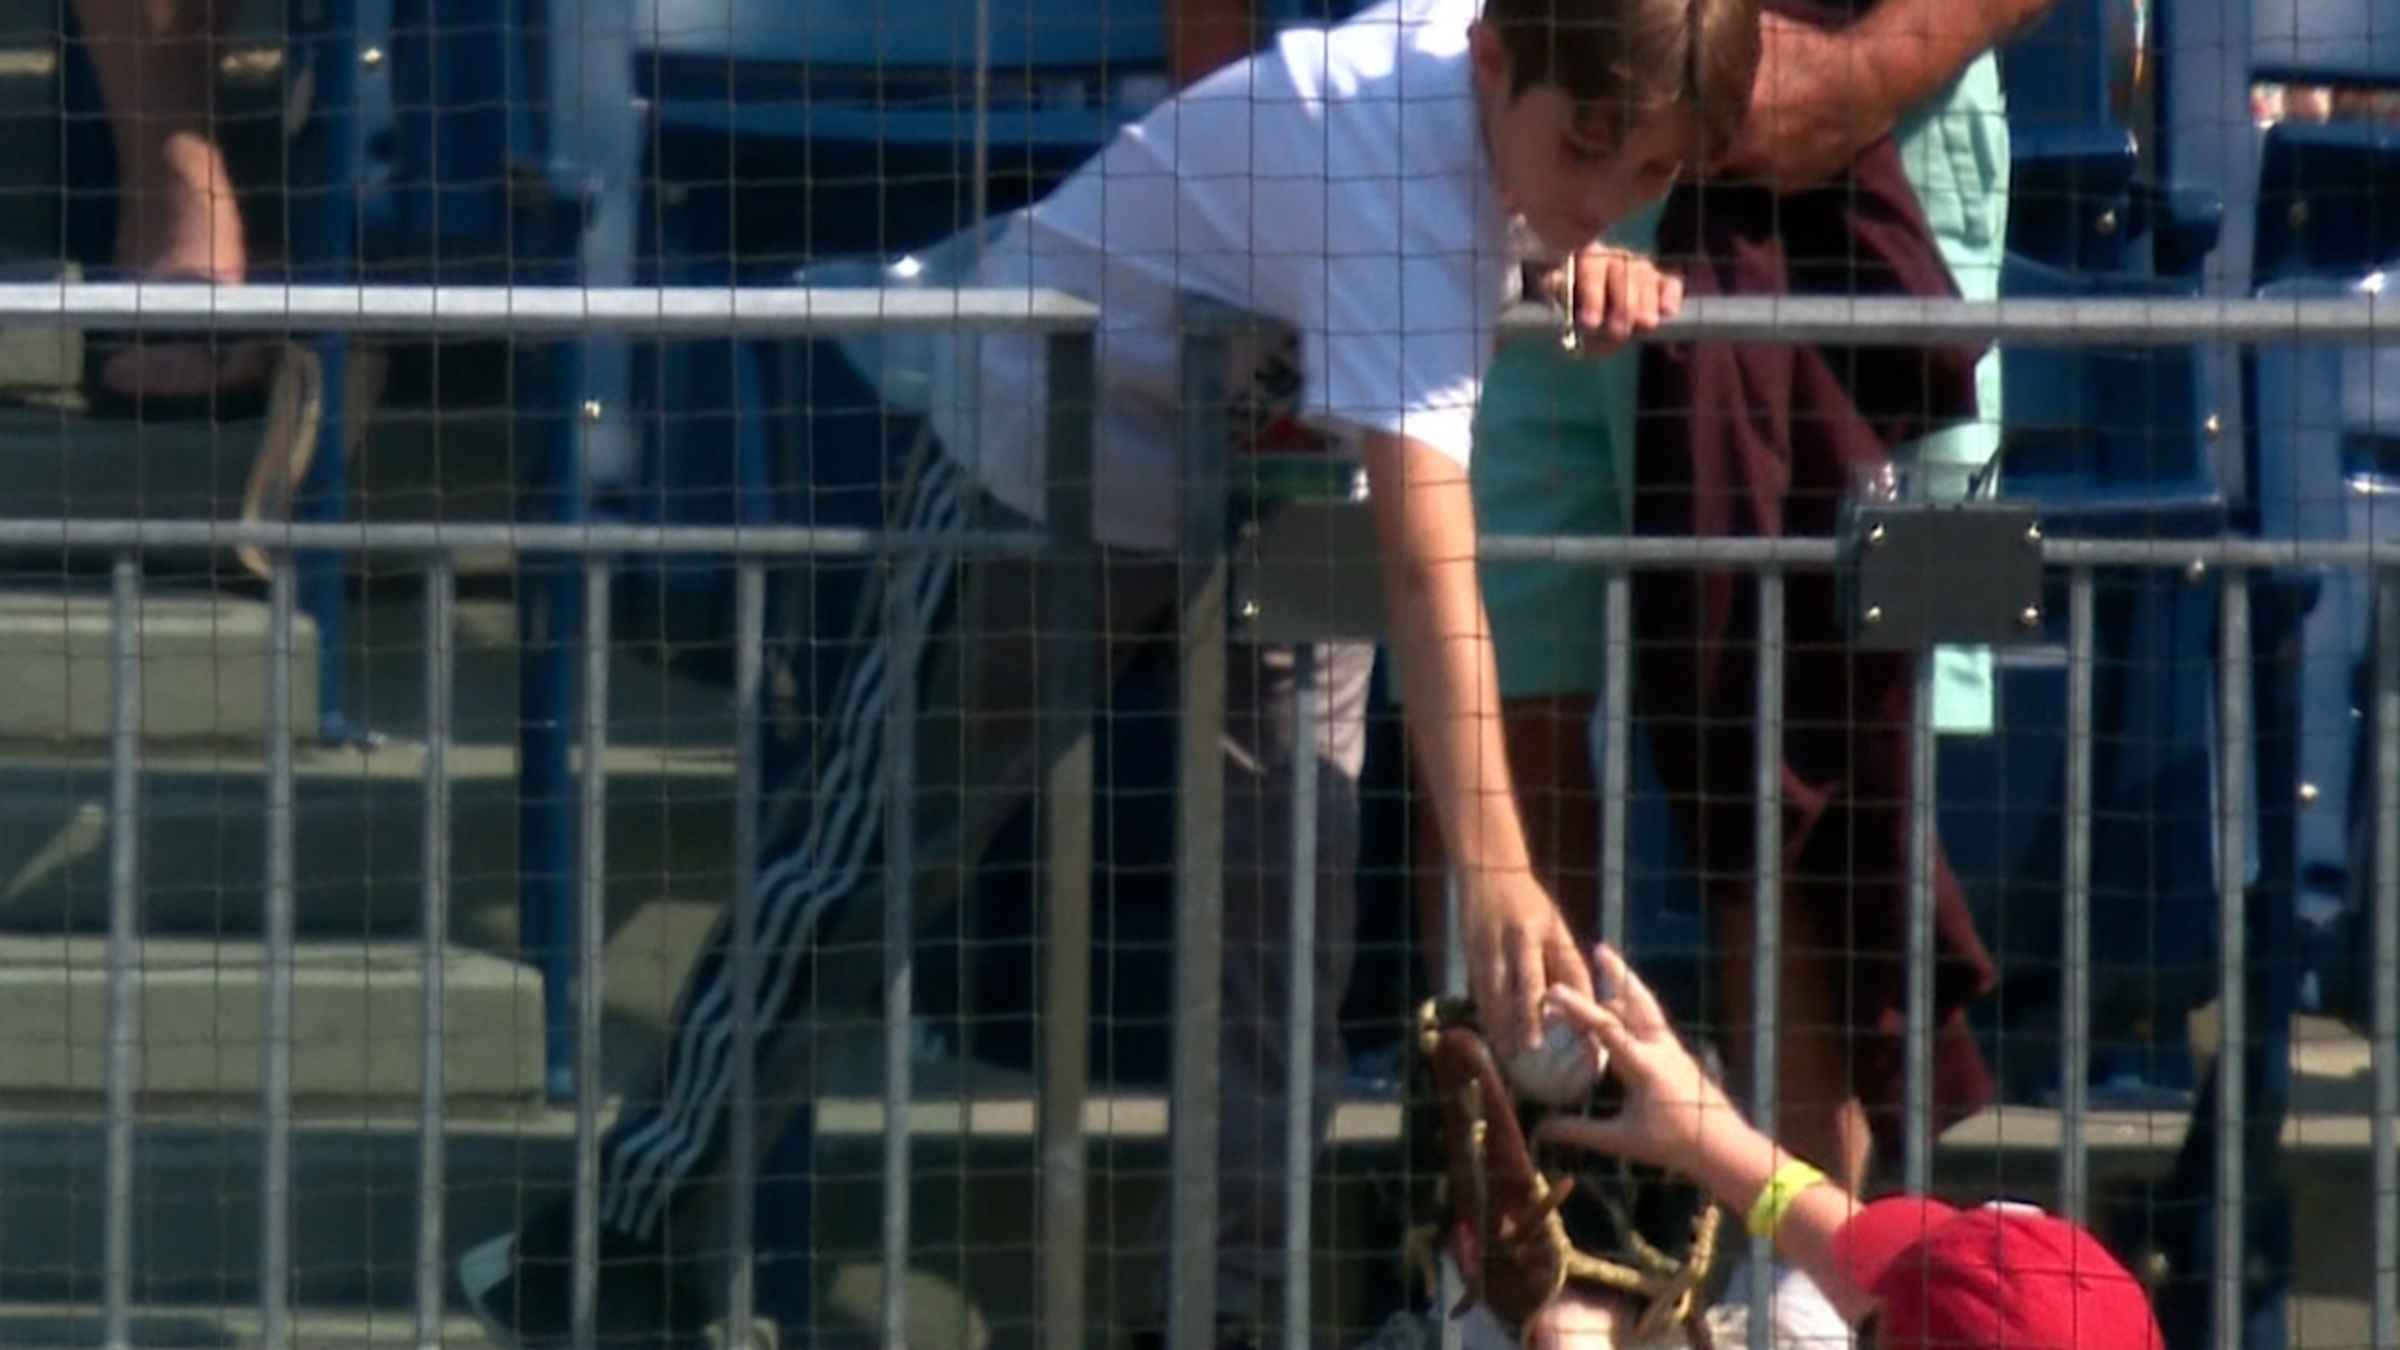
[1468,23,1689,256]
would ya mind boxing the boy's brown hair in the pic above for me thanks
[1479,0,1762,166]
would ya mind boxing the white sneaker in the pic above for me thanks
[1707,1260,1856,1348]
[1352,1308,1439,1350]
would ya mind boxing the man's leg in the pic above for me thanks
[1216,637,1376,1329]
[1130,633,1375,1342]
[72,0,273,400]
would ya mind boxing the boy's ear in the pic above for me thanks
[1466,21,1512,99]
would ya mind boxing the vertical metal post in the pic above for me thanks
[884,539,921,1350]
[103,555,144,1350]
[262,557,299,1350]
[2215,575,2252,1350]
[571,558,613,1349]
[417,557,456,1347]
[1283,646,1321,1350]
[1042,329,1101,1350]
[727,559,767,1346]
[290,0,361,740]
[970,0,991,242]
[1600,572,1632,952]
[522,355,587,1103]
[2060,568,2096,1225]
[2371,570,2398,1350]
[1170,322,1232,1350]
[1747,571,1786,1350]
[1437,868,1466,1350]
[1903,648,1938,1193]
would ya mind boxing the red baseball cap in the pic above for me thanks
[1828,1197,2164,1349]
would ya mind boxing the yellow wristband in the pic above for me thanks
[1745,1158,1829,1240]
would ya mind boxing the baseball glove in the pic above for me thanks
[1407,996,1728,1349]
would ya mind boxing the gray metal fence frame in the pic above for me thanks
[13,283,2396,1350]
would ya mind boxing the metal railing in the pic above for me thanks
[11,283,2397,1350]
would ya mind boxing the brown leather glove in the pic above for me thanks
[1411,997,1730,1347]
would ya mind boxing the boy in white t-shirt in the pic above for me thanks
[460,0,1761,1344]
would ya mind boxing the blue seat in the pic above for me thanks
[616,0,1172,1008]
[2094,0,2396,1341]
[2230,0,2400,1038]
[2245,54,2400,1025]
[1916,0,2237,1108]
[610,0,1167,686]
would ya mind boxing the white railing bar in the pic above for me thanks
[0,520,1049,556]
[569,558,613,1348]
[2060,568,2097,1225]
[1167,331,1230,1350]
[0,283,1098,336]
[260,558,300,1349]
[725,560,766,1347]
[1599,572,1632,953]
[1283,646,1322,1350]
[2373,572,2400,1350]
[882,536,920,1350]
[102,555,143,1350]
[2213,580,2253,1350]
[1502,295,2396,345]
[16,522,2400,570]
[416,558,456,1347]
[1746,572,1788,1350]
[2,283,2391,344]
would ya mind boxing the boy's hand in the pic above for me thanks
[1531,945,1746,1172]
[1460,873,1595,1053]
[1537,246,1684,355]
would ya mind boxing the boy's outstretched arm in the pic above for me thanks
[1358,428,1595,1050]
[1534,951,1879,1325]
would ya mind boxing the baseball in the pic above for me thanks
[1501,1014,1607,1107]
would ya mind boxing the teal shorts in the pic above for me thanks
[1896,52,2011,733]
[1463,205,1656,700]
[1450,56,2012,731]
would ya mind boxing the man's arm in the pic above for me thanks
[1849,0,2056,122]
[1357,429,1594,1048]
[1722,0,2058,188]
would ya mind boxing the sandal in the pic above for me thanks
[78,270,277,423]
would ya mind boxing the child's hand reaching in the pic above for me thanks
[1531,945,1746,1172]
[1537,246,1684,355]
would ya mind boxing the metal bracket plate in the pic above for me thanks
[1230,497,1387,645]
[1839,499,2048,650]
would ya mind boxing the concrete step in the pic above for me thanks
[0,1100,574,1309]
[0,735,735,938]
[0,1014,2379,1347]
[0,936,543,1099]
[0,374,525,562]
[0,588,319,744]
[0,1304,501,1350]
[0,589,740,938]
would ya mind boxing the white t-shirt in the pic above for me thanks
[923,0,1522,550]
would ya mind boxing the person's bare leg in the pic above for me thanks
[1714,901,1873,1192]
[75,0,265,398]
